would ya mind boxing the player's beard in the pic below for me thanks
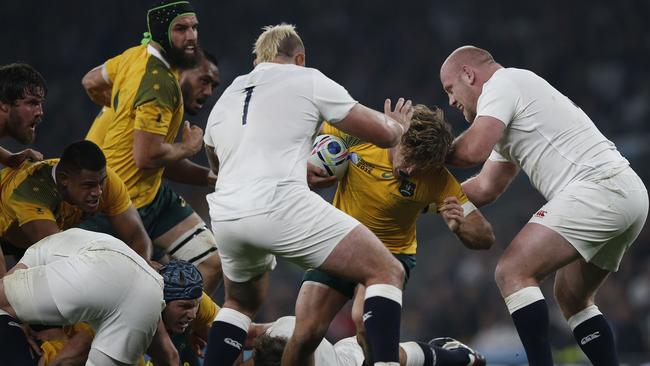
[167,44,201,70]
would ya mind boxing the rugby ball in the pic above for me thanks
[308,134,349,180]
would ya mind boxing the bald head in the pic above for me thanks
[439,46,501,124]
[441,46,496,76]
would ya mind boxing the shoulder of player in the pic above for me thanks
[133,55,181,108]
[9,160,60,208]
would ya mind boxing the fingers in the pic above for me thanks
[394,97,404,112]
[443,196,460,205]
[384,98,391,114]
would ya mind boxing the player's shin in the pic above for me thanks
[204,308,251,366]
[505,286,553,366]
[363,284,402,365]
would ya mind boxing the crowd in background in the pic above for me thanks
[2,0,649,363]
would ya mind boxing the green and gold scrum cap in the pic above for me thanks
[142,1,195,52]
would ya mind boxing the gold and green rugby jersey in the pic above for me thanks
[97,44,183,208]
[0,159,131,247]
[323,123,469,255]
[85,106,113,147]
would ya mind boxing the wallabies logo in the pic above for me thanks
[399,180,416,197]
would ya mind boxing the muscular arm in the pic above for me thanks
[107,206,152,260]
[439,198,495,250]
[163,158,214,186]
[132,121,203,170]
[335,98,412,148]
[461,159,519,207]
[447,116,506,168]
[147,320,180,366]
[81,65,112,107]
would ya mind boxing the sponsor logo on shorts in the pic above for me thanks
[535,209,547,218]
[8,321,22,328]
[362,311,373,322]
[580,331,601,345]
[225,337,243,350]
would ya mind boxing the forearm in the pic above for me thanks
[163,158,212,186]
[461,176,497,207]
[135,141,195,170]
[446,135,487,168]
[454,213,495,250]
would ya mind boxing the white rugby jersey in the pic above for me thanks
[478,68,629,200]
[266,316,339,365]
[19,228,159,279]
[204,62,357,220]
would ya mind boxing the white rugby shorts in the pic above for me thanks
[4,250,165,364]
[529,167,648,271]
[212,189,360,283]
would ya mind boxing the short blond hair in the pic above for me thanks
[253,24,304,64]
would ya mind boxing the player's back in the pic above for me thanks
[26,228,155,276]
[205,62,356,220]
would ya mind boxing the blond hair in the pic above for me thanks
[401,104,453,172]
[253,24,304,64]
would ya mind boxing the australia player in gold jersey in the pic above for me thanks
[303,105,495,366]
[80,0,222,293]
[0,140,151,275]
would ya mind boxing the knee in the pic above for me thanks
[384,258,405,288]
[494,259,510,293]
[554,284,590,318]
[290,324,327,353]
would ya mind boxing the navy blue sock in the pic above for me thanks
[421,342,471,365]
[511,299,554,366]
[572,314,618,366]
[204,320,248,366]
[363,286,402,364]
[414,341,436,365]
[0,315,37,365]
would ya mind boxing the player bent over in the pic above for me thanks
[0,229,164,366]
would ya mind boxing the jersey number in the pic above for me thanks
[242,86,255,125]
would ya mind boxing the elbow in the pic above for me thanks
[133,153,157,170]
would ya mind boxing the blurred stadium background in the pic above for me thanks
[2,1,649,364]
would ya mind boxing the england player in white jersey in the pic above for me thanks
[239,316,485,366]
[0,228,165,366]
[440,46,648,366]
[203,24,413,366]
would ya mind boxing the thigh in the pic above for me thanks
[318,224,403,287]
[496,222,580,296]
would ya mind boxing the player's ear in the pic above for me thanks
[0,101,9,113]
[461,65,475,85]
[294,52,305,67]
